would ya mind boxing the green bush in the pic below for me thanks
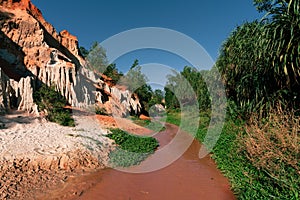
[95,106,109,116]
[34,84,75,127]
[210,115,300,200]
[106,129,159,167]
[217,0,300,117]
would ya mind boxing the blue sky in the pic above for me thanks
[31,0,262,74]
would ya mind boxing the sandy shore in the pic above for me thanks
[0,110,118,200]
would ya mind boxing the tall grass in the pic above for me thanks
[165,108,300,199]
[241,107,300,198]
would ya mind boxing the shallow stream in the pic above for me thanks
[75,123,235,200]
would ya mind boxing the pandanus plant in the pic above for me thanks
[217,0,300,117]
[256,0,300,101]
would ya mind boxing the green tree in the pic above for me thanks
[165,69,196,106]
[130,59,139,69]
[149,89,164,106]
[164,87,179,109]
[103,63,123,84]
[86,42,108,73]
[79,46,89,58]
[217,21,268,116]
[120,60,153,115]
[85,42,123,85]
[254,0,300,103]
[164,66,211,111]
[120,60,148,92]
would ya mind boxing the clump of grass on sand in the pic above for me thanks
[106,128,159,167]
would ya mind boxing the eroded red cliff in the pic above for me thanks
[0,0,142,116]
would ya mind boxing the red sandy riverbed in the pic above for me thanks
[64,121,236,200]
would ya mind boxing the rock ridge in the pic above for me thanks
[0,0,142,116]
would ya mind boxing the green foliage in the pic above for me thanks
[120,59,153,114]
[79,46,89,58]
[217,21,269,117]
[34,84,75,127]
[107,129,159,153]
[95,106,109,116]
[210,115,300,200]
[85,42,123,85]
[164,66,211,111]
[167,107,300,199]
[254,0,275,12]
[217,0,300,117]
[164,87,180,109]
[254,0,289,13]
[103,63,123,84]
[144,120,166,132]
[120,60,149,92]
[165,68,197,107]
[130,59,139,69]
[165,110,181,125]
[163,1,300,199]
[160,2,299,197]
[106,129,159,167]
[86,41,108,73]
[257,0,300,99]
[137,85,153,107]
[149,89,164,107]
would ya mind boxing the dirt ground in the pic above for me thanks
[95,115,153,135]
[0,111,153,200]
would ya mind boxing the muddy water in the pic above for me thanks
[76,124,235,200]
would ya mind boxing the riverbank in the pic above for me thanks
[0,110,114,199]
[165,110,300,199]
[63,123,236,200]
[0,110,158,199]
[0,110,237,200]
[35,117,235,200]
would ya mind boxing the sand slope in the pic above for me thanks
[0,110,114,200]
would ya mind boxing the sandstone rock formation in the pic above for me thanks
[0,69,7,114]
[96,82,142,117]
[150,104,166,116]
[0,0,142,116]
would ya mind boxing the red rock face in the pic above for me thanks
[0,0,143,116]
[0,0,81,59]
[0,0,82,112]
[60,30,79,56]
[0,0,42,19]
[1,0,40,15]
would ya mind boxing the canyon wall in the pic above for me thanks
[0,0,141,117]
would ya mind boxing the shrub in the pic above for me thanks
[241,107,300,198]
[95,106,109,116]
[106,129,159,167]
[34,84,75,127]
[217,0,300,118]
